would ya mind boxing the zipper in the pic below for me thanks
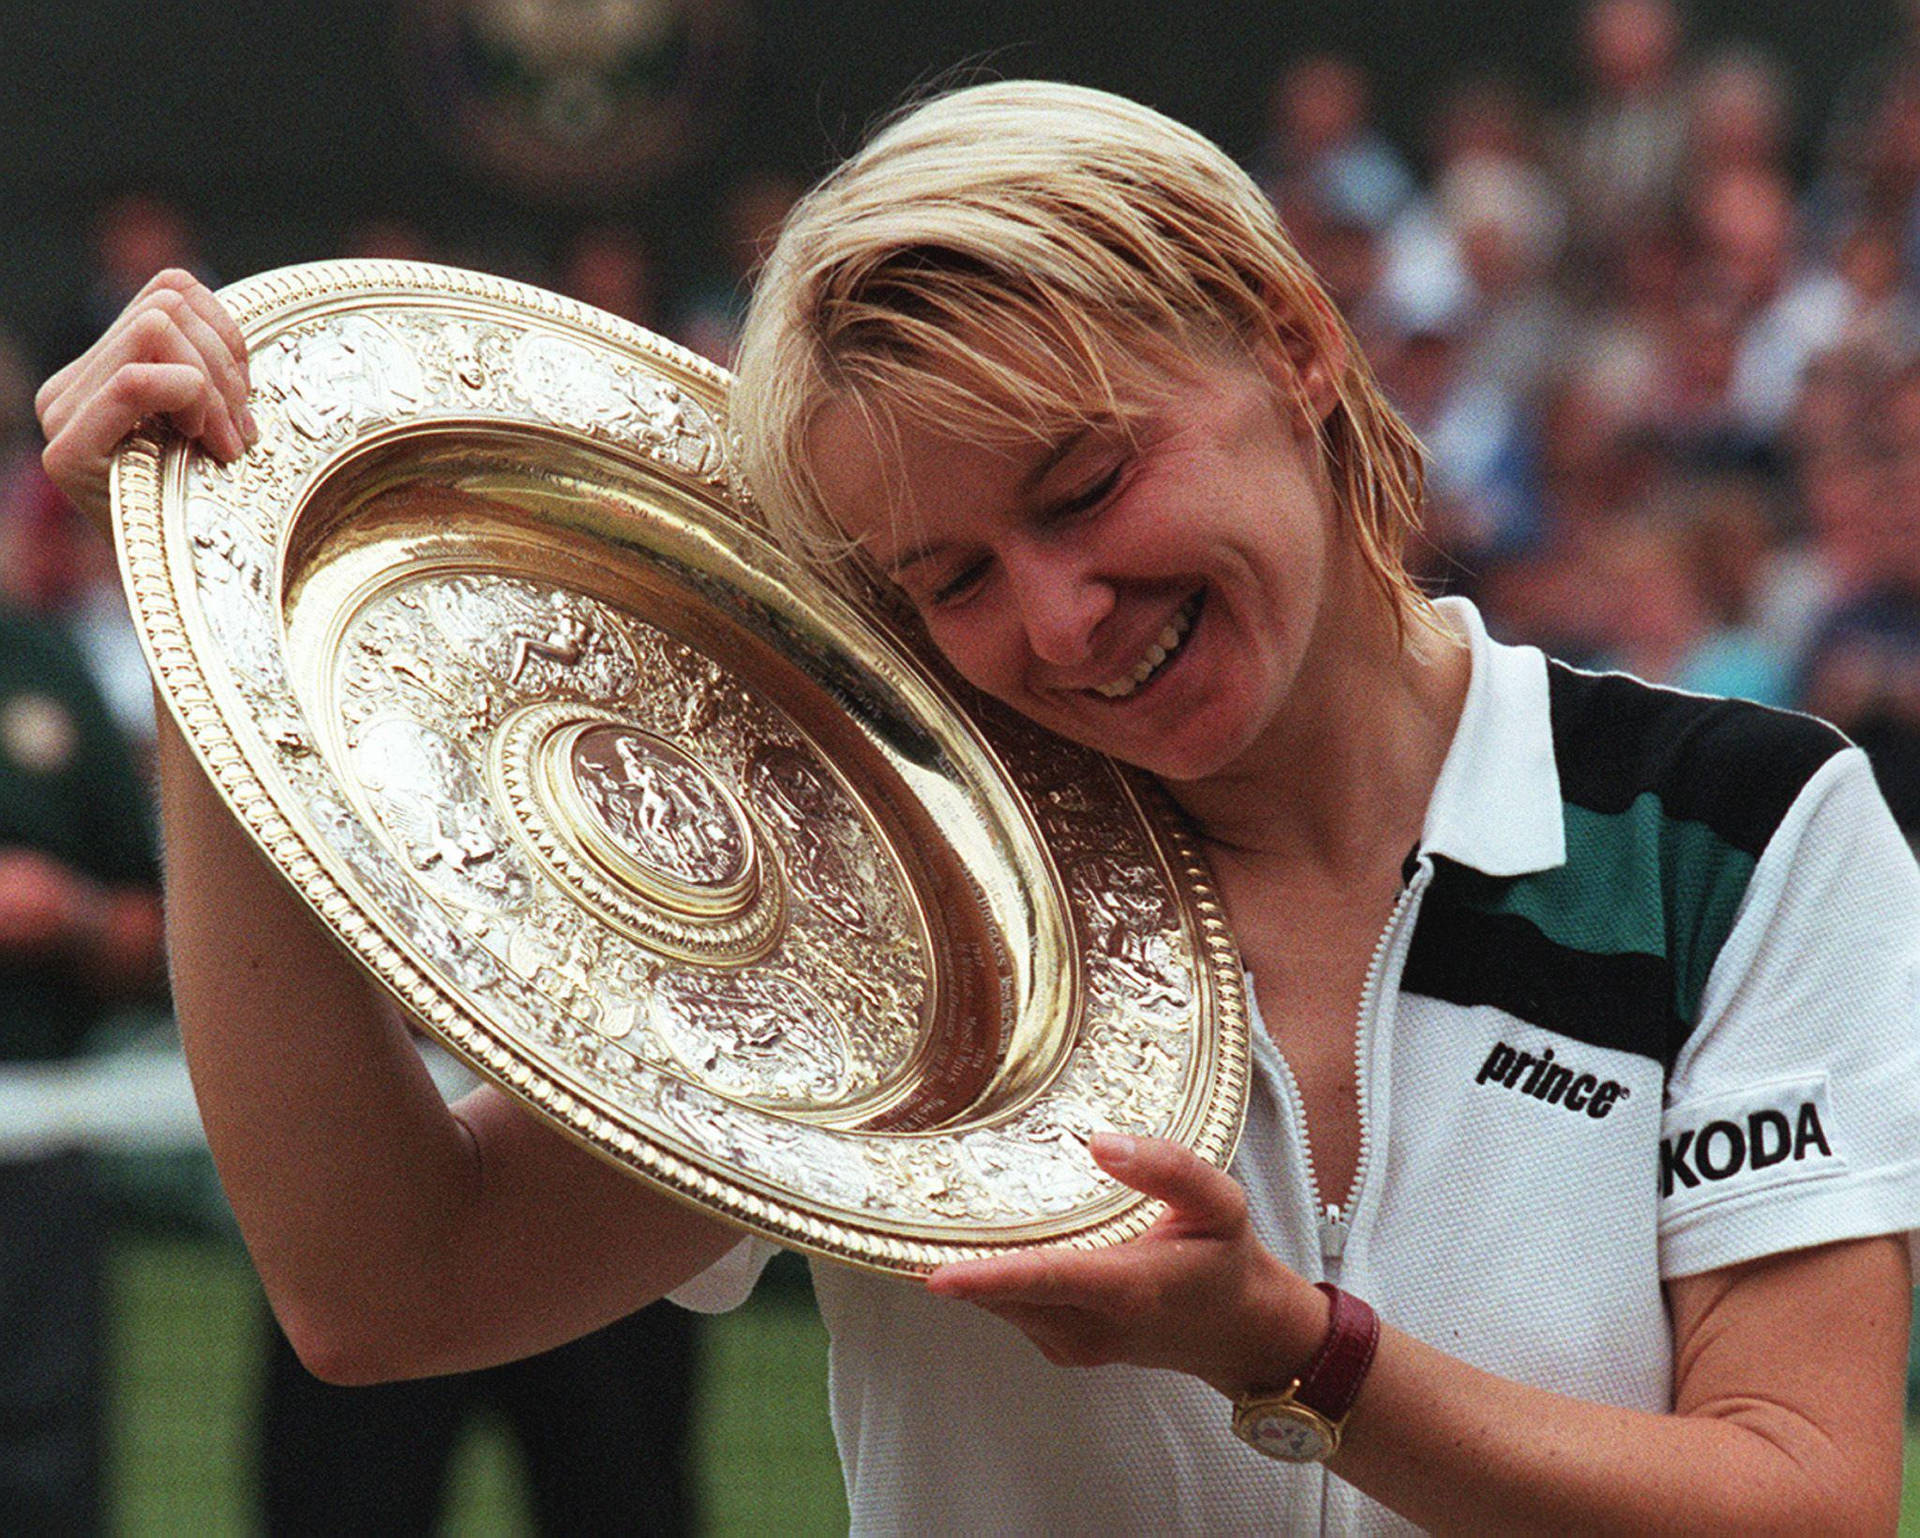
[1318,1202,1349,1261]
[1316,856,1431,1538]
[1337,858,1432,1258]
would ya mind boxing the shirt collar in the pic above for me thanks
[1419,596,1565,876]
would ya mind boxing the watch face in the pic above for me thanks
[1242,1408,1336,1463]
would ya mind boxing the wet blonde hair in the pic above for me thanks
[732,79,1432,626]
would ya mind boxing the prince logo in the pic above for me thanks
[1474,1041,1630,1120]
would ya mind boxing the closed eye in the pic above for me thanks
[929,556,992,608]
[1048,461,1125,524]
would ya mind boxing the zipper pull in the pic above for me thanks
[1319,1203,1348,1261]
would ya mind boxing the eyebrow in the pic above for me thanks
[882,427,1095,577]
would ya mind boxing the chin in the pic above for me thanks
[1103,728,1244,785]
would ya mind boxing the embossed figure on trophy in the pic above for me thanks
[455,682,506,741]
[442,323,488,390]
[610,735,737,880]
[410,810,498,877]
[747,744,871,934]
[1076,863,1191,1019]
[190,519,270,601]
[539,925,614,1036]
[650,970,851,1102]
[676,660,725,739]
[274,319,422,441]
[506,591,593,686]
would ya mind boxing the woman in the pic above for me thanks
[37,82,1920,1533]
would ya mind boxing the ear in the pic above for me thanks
[1257,287,1349,429]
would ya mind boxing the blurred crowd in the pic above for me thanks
[1263,0,1920,844]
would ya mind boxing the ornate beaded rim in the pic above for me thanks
[111,259,1252,1274]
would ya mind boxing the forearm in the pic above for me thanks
[1332,1317,1901,1534]
[1322,1237,1911,1534]
[158,714,488,1361]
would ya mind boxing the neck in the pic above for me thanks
[1164,591,1470,879]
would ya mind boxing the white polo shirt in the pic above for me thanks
[676,598,1920,1535]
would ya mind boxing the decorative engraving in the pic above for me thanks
[263,314,424,442]
[744,744,873,936]
[651,969,851,1103]
[513,332,725,479]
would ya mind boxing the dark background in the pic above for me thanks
[3,0,1905,356]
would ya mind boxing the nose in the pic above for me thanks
[1003,541,1113,669]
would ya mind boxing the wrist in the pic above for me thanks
[1210,1259,1333,1401]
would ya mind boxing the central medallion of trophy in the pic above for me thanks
[495,702,785,964]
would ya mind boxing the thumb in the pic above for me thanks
[1090,1134,1244,1224]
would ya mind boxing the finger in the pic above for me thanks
[164,295,253,440]
[156,273,254,413]
[94,304,245,459]
[929,1243,1146,1312]
[42,361,214,530]
[40,278,247,453]
[36,276,192,433]
[1089,1134,1245,1226]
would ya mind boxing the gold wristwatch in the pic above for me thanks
[1230,1283,1379,1463]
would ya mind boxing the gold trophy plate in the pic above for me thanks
[113,261,1249,1274]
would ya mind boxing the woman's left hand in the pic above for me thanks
[926,1134,1326,1398]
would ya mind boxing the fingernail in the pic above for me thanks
[1092,1132,1137,1163]
[242,407,260,445]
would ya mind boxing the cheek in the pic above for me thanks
[921,611,1022,700]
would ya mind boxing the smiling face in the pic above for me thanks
[731,79,1437,788]
[811,345,1380,784]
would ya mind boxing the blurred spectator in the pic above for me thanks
[45,192,211,378]
[1379,308,1534,575]
[1256,54,1416,235]
[1559,0,1691,251]
[260,1298,701,1536]
[1729,207,1920,440]
[1473,340,1666,659]
[0,325,155,752]
[676,170,803,366]
[1800,355,1920,842]
[1684,46,1793,194]
[1589,507,1793,705]
[559,224,664,330]
[0,598,165,1534]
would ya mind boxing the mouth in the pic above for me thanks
[1089,591,1203,701]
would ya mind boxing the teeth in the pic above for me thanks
[1090,593,1201,700]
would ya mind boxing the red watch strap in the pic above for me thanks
[1293,1282,1380,1423]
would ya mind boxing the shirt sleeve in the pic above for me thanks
[1660,746,1920,1278]
[666,1234,782,1313]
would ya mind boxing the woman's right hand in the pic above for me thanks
[35,268,257,533]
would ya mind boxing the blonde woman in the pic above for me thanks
[39,82,1920,1534]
